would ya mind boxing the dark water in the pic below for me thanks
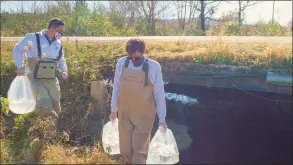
[164,84,292,164]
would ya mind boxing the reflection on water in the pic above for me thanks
[165,92,199,106]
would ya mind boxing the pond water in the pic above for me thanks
[165,92,199,106]
[163,84,292,164]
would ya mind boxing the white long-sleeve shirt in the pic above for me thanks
[13,29,67,72]
[111,56,167,123]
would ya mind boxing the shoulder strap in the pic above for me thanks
[54,45,63,61]
[142,59,149,86]
[35,33,42,58]
[124,57,130,68]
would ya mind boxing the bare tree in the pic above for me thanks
[238,1,262,25]
[137,1,169,35]
[109,1,139,27]
[172,1,200,33]
[188,1,200,24]
[73,0,88,35]
[173,1,187,32]
[109,1,126,29]
[109,1,129,17]
[20,1,26,32]
[196,0,221,35]
[0,0,6,6]
[288,19,292,32]
[225,1,262,26]
[75,0,87,8]
[57,1,73,14]
[108,1,140,27]
[45,1,50,16]
[92,2,107,15]
[272,1,275,23]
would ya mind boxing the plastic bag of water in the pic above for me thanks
[102,118,120,155]
[7,76,36,114]
[146,126,179,164]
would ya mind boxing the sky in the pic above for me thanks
[1,1,292,26]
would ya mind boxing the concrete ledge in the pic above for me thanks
[103,72,292,94]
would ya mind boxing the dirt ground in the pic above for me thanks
[165,84,292,164]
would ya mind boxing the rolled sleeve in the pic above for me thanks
[13,35,30,68]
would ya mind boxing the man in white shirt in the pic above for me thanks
[110,39,167,164]
[13,18,68,137]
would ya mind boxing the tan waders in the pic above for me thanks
[26,33,63,138]
[118,58,156,164]
[27,58,61,119]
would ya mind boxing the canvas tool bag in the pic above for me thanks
[33,33,62,79]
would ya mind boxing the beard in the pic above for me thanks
[132,56,140,60]
[128,56,145,67]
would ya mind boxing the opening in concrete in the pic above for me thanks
[159,83,292,164]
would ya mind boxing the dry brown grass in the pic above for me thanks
[146,41,291,62]
[143,41,292,74]
[2,40,291,70]
[39,145,119,164]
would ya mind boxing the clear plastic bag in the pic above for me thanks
[102,118,120,155]
[7,76,36,114]
[146,126,179,164]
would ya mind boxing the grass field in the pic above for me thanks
[2,40,292,74]
[0,40,292,164]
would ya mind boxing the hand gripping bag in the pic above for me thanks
[146,126,179,164]
[102,118,120,155]
[7,76,36,114]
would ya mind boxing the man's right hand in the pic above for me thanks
[109,112,117,120]
[16,68,25,76]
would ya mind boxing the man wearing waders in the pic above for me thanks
[110,39,167,164]
[13,18,68,137]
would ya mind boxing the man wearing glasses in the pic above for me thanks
[110,39,167,164]
[13,18,68,138]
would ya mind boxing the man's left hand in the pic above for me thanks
[61,72,68,80]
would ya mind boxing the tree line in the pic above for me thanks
[0,1,292,36]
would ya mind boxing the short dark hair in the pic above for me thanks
[125,39,146,55]
[48,18,65,29]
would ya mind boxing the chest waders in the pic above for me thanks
[27,33,63,136]
[118,58,157,164]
